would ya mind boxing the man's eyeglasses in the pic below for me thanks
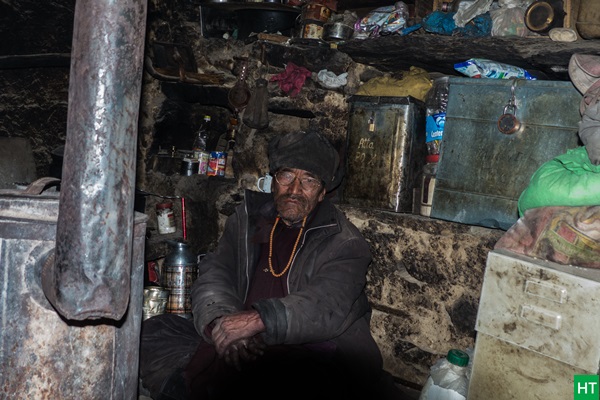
[274,170,322,191]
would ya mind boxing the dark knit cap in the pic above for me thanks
[268,131,340,191]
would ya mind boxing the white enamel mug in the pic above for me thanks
[257,173,273,193]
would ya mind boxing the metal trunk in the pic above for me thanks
[344,95,427,213]
[431,77,582,230]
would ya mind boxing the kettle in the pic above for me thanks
[163,239,198,318]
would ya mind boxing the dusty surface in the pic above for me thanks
[343,207,503,385]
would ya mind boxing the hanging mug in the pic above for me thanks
[257,173,273,193]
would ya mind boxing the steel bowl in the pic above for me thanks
[322,22,354,41]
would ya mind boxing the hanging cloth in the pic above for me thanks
[243,78,269,129]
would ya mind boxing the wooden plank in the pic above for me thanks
[337,35,600,80]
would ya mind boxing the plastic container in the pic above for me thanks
[156,202,177,234]
[419,349,470,400]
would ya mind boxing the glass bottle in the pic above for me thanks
[224,117,238,179]
[192,115,210,159]
[193,115,211,175]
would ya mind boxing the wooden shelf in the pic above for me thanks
[337,35,600,80]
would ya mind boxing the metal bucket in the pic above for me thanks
[0,182,148,398]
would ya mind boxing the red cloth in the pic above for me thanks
[270,62,312,97]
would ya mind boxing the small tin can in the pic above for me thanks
[142,286,170,320]
[180,157,199,176]
[156,202,176,234]
[302,20,324,39]
[208,151,226,177]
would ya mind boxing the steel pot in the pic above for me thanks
[322,22,354,41]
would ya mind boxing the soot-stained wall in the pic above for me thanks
[0,0,504,389]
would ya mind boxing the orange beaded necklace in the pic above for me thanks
[268,216,307,278]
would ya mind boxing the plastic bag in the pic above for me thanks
[518,146,600,216]
[454,58,535,79]
[354,1,408,38]
[453,0,494,27]
[355,67,432,101]
[495,206,600,268]
[490,6,530,37]
[422,10,492,37]
[316,69,348,89]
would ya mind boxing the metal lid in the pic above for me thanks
[156,202,173,209]
[164,239,197,267]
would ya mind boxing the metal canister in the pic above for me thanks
[180,157,199,176]
[163,240,198,318]
[142,286,170,320]
[302,20,324,39]
[156,202,176,234]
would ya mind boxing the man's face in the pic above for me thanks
[272,167,326,225]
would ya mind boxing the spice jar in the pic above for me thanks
[156,202,176,234]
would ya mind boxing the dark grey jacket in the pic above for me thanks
[191,189,382,374]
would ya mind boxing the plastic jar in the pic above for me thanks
[156,202,176,234]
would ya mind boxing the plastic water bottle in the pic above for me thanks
[419,349,470,400]
[421,77,448,217]
[425,76,449,157]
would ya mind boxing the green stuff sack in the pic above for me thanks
[518,146,600,217]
